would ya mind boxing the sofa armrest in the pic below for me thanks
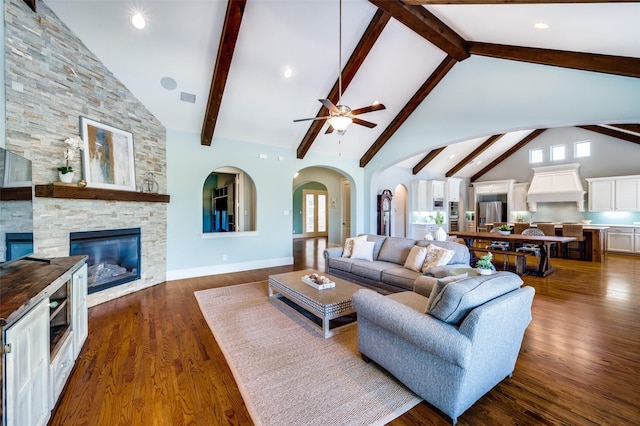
[352,289,472,368]
[413,275,437,297]
[323,247,344,260]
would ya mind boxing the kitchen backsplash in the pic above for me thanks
[520,202,640,225]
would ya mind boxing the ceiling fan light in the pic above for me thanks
[328,116,352,132]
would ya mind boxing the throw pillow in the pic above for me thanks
[342,237,355,258]
[428,272,522,324]
[350,239,375,262]
[403,246,428,272]
[342,235,367,258]
[421,244,455,273]
[425,273,468,313]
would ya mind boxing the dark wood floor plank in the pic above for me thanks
[49,239,640,425]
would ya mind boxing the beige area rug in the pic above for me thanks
[195,281,422,426]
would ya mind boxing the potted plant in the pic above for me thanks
[476,252,496,275]
[498,224,512,235]
[57,137,81,183]
[429,211,447,241]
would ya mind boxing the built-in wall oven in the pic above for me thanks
[449,202,459,232]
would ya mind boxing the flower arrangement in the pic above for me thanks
[429,211,445,226]
[498,224,511,232]
[57,137,82,174]
[476,252,494,270]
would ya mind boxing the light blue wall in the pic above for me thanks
[364,55,640,231]
[166,130,365,279]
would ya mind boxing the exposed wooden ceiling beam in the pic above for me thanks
[368,0,469,61]
[403,1,637,4]
[201,0,246,146]
[360,55,457,167]
[579,125,640,145]
[412,147,447,175]
[22,0,36,12]
[468,42,640,79]
[446,133,505,177]
[609,124,640,135]
[470,129,547,182]
[295,10,391,159]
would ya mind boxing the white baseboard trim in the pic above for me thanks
[166,257,293,281]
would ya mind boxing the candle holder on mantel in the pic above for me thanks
[142,172,159,193]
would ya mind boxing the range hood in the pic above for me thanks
[527,163,586,211]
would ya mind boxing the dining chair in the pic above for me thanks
[562,223,586,260]
[513,222,529,235]
[516,228,545,268]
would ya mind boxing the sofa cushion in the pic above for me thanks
[421,244,455,273]
[342,235,367,258]
[387,291,429,313]
[327,257,354,273]
[360,234,387,261]
[428,272,523,324]
[381,267,422,291]
[378,237,417,265]
[351,239,375,262]
[403,246,427,272]
[416,239,470,265]
[351,261,398,282]
[425,273,468,313]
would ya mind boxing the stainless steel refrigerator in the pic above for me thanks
[478,201,503,226]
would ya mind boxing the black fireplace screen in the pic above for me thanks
[70,228,141,294]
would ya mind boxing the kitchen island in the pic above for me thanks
[486,223,608,262]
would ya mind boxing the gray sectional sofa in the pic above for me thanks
[323,234,471,294]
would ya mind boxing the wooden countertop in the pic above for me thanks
[0,256,86,329]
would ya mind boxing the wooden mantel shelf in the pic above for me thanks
[35,183,170,203]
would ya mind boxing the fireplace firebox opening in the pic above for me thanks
[70,228,141,294]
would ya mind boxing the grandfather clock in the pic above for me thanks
[377,189,393,236]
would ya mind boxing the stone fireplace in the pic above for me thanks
[70,228,141,294]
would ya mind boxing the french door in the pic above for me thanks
[303,190,328,237]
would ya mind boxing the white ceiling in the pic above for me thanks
[42,0,640,177]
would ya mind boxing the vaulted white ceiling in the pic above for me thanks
[43,0,640,178]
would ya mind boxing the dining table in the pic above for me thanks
[450,231,576,277]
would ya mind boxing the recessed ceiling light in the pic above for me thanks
[449,154,455,159]
[131,12,146,30]
[283,67,293,79]
[534,22,550,30]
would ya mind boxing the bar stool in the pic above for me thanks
[536,223,557,256]
[513,222,529,234]
[562,223,586,260]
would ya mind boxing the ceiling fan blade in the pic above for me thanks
[352,117,377,128]
[350,103,386,116]
[325,125,335,134]
[293,116,330,123]
[319,99,339,114]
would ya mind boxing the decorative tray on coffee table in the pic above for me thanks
[301,273,335,290]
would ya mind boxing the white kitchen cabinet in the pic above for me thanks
[513,183,529,211]
[447,178,461,202]
[635,230,640,254]
[473,180,514,195]
[607,226,634,253]
[4,299,51,426]
[410,180,427,211]
[615,178,640,211]
[426,180,445,210]
[587,176,640,212]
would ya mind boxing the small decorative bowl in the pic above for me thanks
[581,219,592,224]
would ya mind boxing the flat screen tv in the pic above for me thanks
[0,147,35,265]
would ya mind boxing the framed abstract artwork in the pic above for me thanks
[80,116,136,191]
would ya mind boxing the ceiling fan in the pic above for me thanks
[293,0,385,135]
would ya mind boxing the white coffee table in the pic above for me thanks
[268,269,365,338]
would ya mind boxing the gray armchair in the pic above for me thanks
[352,272,534,424]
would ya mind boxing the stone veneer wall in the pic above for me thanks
[4,0,167,306]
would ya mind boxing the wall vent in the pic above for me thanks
[180,92,196,103]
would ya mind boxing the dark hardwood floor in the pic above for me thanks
[50,237,640,425]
